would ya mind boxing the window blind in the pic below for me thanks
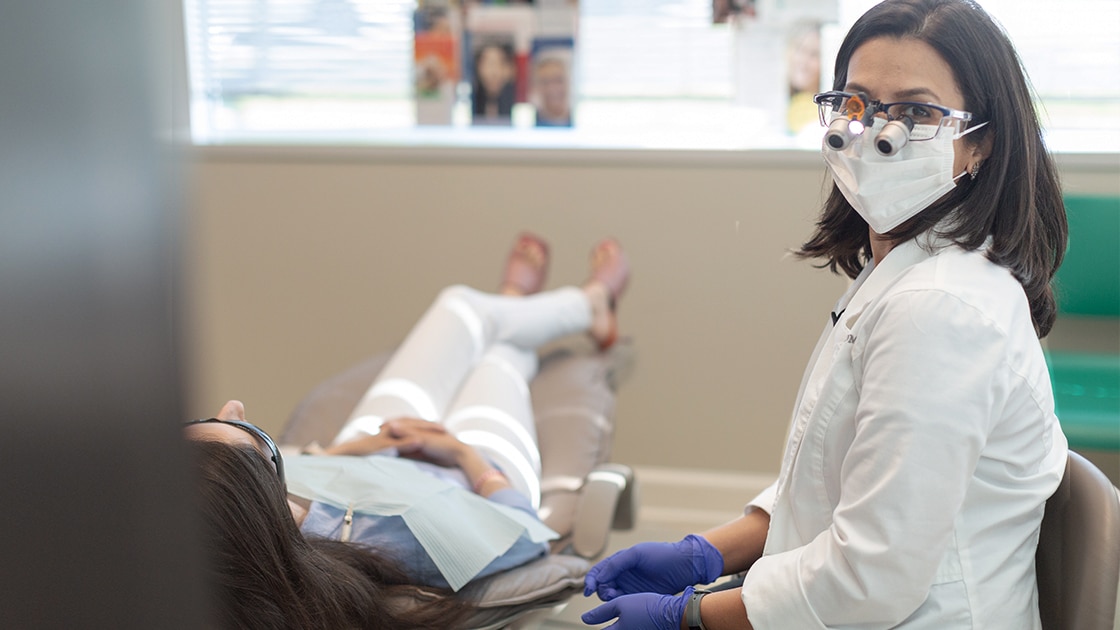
[184,0,414,102]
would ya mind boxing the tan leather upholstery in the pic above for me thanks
[1036,451,1120,630]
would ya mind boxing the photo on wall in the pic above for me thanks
[713,0,757,23]
[786,20,822,135]
[469,32,519,126]
[530,38,574,127]
[414,2,461,125]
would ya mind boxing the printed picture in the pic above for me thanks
[414,3,461,125]
[530,38,574,127]
[469,33,519,125]
[713,0,757,24]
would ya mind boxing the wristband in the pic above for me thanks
[685,589,711,630]
[472,468,506,493]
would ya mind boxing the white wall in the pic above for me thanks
[184,148,1119,476]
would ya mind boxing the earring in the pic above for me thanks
[969,161,981,180]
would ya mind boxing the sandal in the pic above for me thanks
[587,238,630,350]
[500,232,550,296]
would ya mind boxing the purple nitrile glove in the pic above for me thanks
[581,586,693,630]
[584,534,723,601]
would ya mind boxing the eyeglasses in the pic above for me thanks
[184,418,285,484]
[813,90,973,140]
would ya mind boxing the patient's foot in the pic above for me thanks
[500,233,550,296]
[584,238,629,350]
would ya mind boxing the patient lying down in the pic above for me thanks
[184,234,629,630]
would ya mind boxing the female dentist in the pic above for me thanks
[581,1,1068,628]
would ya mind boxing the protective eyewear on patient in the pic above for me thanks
[184,418,285,484]
[813,90,973,140]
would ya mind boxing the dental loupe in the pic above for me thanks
[825,117,861,150]
[823,92,869,151]
[874,116,915,156]
[821,91,920,156]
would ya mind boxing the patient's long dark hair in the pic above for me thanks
[189,440,470,629]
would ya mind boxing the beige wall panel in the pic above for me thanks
[185,151,1119,476]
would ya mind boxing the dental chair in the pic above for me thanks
[1035,451,1120,630]
[279,339,637,629]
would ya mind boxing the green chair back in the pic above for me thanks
[1049,195,1120,450]
[1055,196,1120,317]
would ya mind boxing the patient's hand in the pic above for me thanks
[320,417,447,456]
[387,421,512,497]
[381,417,448,438]
[388,422,473,469]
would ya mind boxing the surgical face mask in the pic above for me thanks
[822,117,987,234]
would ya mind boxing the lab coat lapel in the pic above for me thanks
[790,264,872,422]
[837,235,948,332]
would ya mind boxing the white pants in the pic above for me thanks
[332,284,592,508]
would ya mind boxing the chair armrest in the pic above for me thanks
[571,463,637,559]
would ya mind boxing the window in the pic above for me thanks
[184,0,416,137]
[184,0,1120,152]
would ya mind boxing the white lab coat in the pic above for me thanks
[741,234,1067,629]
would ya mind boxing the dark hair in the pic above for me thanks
[189,440,470,629]
[797,0,1067,337]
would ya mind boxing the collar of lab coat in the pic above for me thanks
[835,229,958,331]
